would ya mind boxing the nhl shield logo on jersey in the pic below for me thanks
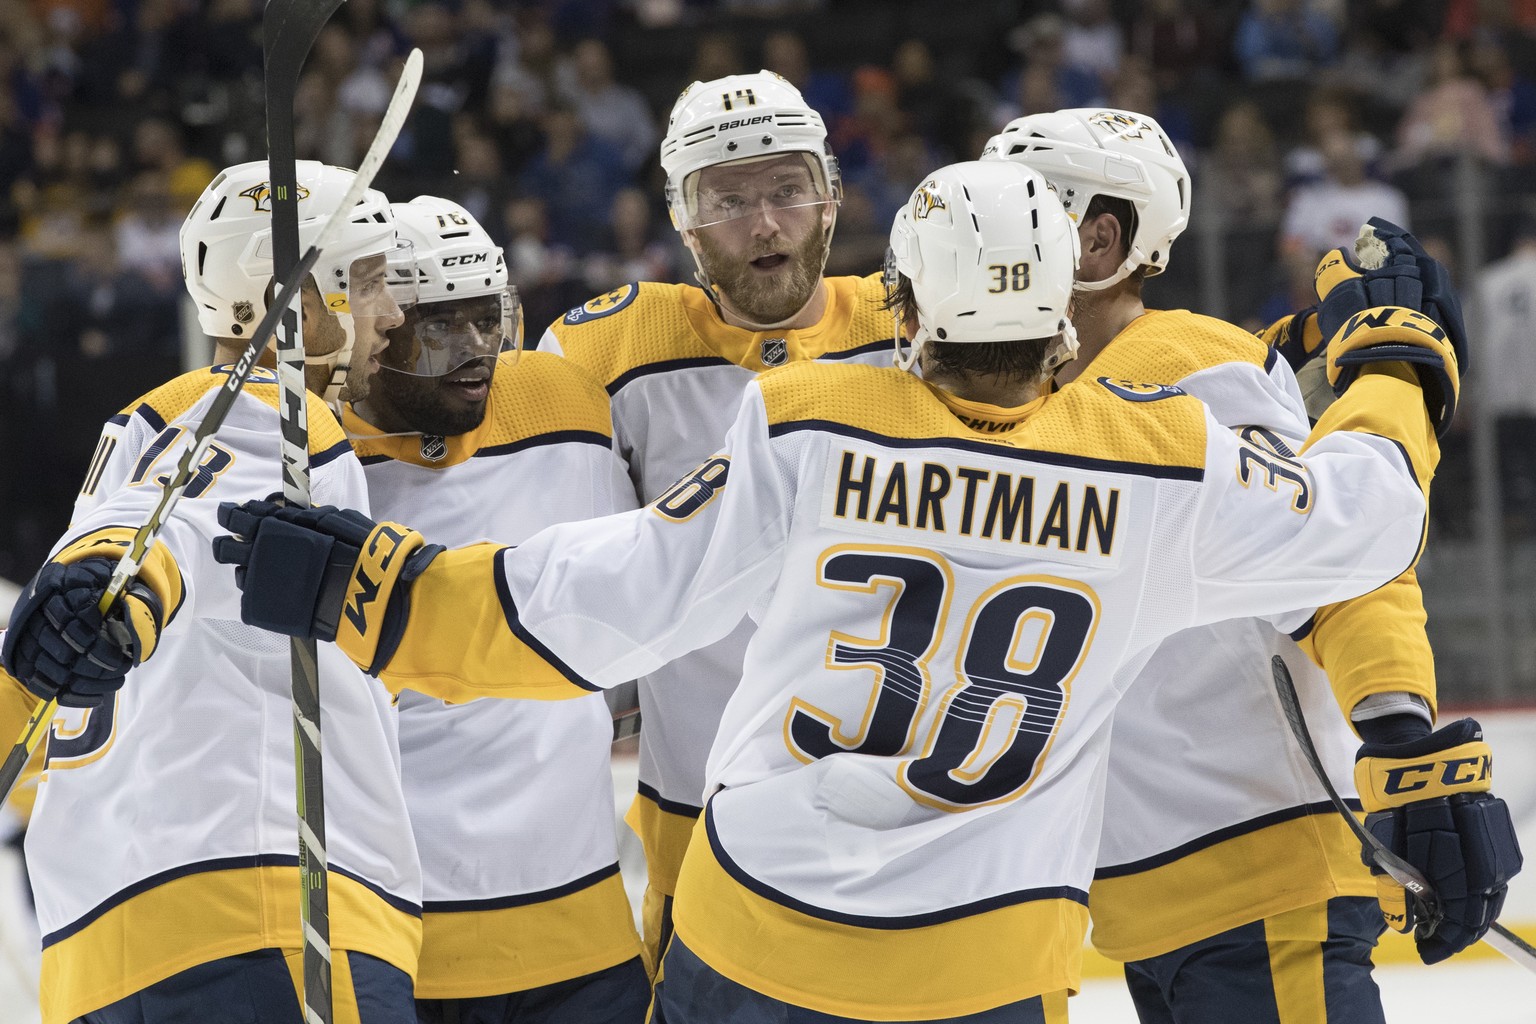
[420,435,447,462]
[911,182,948,221]
[563,283,639,325]
[238,181,312,212]
[1097,377,1186,402]
[761,337,788,367]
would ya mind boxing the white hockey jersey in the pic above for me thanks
[345,351,642,997]
[370,359,1432,1018]
[27,367,421,1024]
[1081,311,1434,961]
[537,276,894,911]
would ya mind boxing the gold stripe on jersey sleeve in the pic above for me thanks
[1087,809,1374,962]
[123,366,348,460]
[1086,309,1271,383]
[375,544,596,702]
[39,865,420,1024]
[415,870,641,998]
[1302,367,1437,492]
[1298,570,1436,723]
[546,276,893,386]
[756,362,1209,470]
[346,352,614,468]
[624,790,698,899]
[673,816,1088,1020]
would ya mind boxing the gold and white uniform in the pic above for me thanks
[27,366,421,1024]
[345,351,642,998]
[365,359,1433,1019]
[536,276,893,943]
[1079,311,1436,961]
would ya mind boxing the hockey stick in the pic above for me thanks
[1271,655,1536,974]
[263,3,344,1022]
[0,37,420,803]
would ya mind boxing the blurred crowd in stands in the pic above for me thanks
[2,0,1535,587]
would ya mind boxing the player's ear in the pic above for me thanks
[1081,211,1121,259]
[297,279,324,330]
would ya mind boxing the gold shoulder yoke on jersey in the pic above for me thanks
[1088,309,1270,385]
[548,276,894,386]
[346,352,614,468]
[756,362,1209,472]
[120,365,346,460]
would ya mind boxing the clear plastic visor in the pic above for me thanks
[381,287,519,377]
[325,242,417,320]
[676,153,838,231]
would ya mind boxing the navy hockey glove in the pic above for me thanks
[1314,218,1468,374]
[1312,220,1465,436]
[1355,715,1523,964]
[1,556,166,708]
[213,500,444,674]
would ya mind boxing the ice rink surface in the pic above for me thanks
[0,748,1529,1023]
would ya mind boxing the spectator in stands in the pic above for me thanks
[1474,209,1536,537]
[1280,126,1409,257]
[689,30,743,83]
[1233,0,1340,83]
[1060,0,1124,93]
[558,38,657,174]
[1204,98,1285,229]
[129,117,217,213]
[1284,86,1385,188]
[1391,38,1509,173]
[485,80,545,178]
[1471,36,1536,165]
[581,186,677,292]
[113,170,182,299]
[518,105,627,254]
[995,12,1105,125]
[762,30,851,122]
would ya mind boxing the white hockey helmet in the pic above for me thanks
[385,196,519,377]
[888,160,1079,370]
[180,160,413,401]
[982,108,1190,291]
[661,70,841,233]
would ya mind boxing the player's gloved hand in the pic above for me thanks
[1313,220,1464,436]
[1314,218,1468,373]
[1355,714,1524,964]
[1,557,166,707]
[212,500,443,674]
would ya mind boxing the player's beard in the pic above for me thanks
[368,360,493,438]
[697,223,827,326]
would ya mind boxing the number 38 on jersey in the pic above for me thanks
[786,544,1098,811]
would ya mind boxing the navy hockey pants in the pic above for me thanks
[414,955,650,1024]
[1122,896,1386,1024]
[75,947,415,1024]
[649,937,1068,1024]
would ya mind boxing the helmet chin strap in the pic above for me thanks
[1042,318,1080,375]
[312,312,358,413]
[1072,244,1150,294]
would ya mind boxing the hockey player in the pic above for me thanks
[344,196,648,1023]
[0,160,423,1024]
[215,159,1449,1022]
[532,70,894,966]
[983,109,1520,1019]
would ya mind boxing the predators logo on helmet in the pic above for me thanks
[236,181,312,212]
[911,183,948,221]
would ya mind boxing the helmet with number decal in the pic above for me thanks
[661,70,841,233]
[180,160,414,402]
[981,108,1190,291]
[887,160,1078,369]
[383,196,519,378]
